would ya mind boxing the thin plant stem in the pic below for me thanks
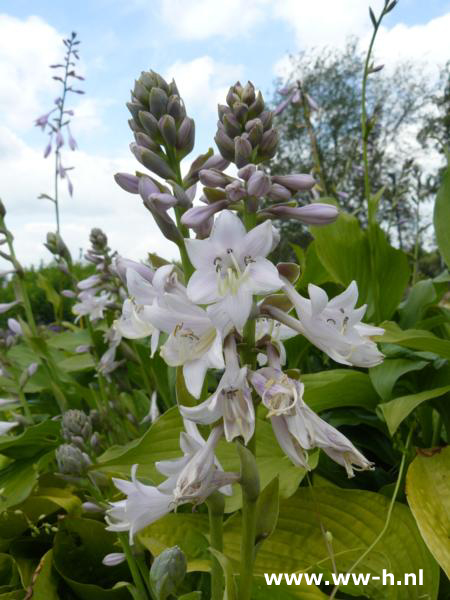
[207,493,225,600]
[18,388,32,421]
[118,533,150,600]
[328,426,413,599]
[239,488,258,600]
[300,85,329,196]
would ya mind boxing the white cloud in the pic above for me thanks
[160,0,271,40]
[165,56,243,114]
[0,14,63,130]
[0,125,179,268]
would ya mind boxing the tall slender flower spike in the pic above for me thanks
[180,336,255,444]
[250,366,374,477]
[185,210,283,330]
[144,293,227,398]
[270,280,384,368]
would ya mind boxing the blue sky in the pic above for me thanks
[1,0,449,264]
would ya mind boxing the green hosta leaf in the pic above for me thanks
[28,550,59,600]
[0,453,54,511]
[251,575,326,599]
[53,517,131,600]
[255,477,279,550]
[36,274,61,314]
[377,322,450,359]
[399,279,437,329]
[0,421,60,460]
[0,554,19,587]
[179,593,202,599]
[369,358,429,401]
[176,366,197,408]
[47,329,91,352]
[379,385,450,435]
[58,353,95,372]
[294,241,331,290]
[223,487,439,600]
[406,447,450,578]
[302,370,378,411]
[434,161,450,268]
[209,549,237,600]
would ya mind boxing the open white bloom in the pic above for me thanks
[106,424,235,542]
[115,264,185,356]
[255,317,296,366]
[0,421,19,435]
[180,337,255,444]
[73,290,110,322]
[250,367,373,477]
[277,280,384,368]
[145,293,226,398]
[185,210,282,330]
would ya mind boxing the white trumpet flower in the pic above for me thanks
[185,210,282,330]
[276,280,384,368]
[73,291,110,322]
[145,293,226,398]
[250,367,374,477]
[180,337,255,444]
[0,421,19,435]
[106,424,236,542]
[255,317,297,365]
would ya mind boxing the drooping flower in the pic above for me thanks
[73,290,110,322]
[106,424,236,542]
[250,367,373,477]
[185,210,282,330]
[180,336,255,444]
[255,317,296,365]
[144,293,226,398]
[0,421,19,435]
[271,280,384,368]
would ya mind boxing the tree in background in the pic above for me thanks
[269,40,446,264]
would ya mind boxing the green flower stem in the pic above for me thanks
[300,90,329,196]
[328,425,413,600]
[18,388,32,421]
[207,492,225,600]
[118,533,151,600]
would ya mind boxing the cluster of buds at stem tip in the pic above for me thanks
[44,231,72,265]
[61,409,93,448]
[215,81,278,166]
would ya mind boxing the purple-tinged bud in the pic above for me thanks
[223,113,242,138]
[159,115,177,147]
[273,93,294,116]
[149,87,168,120]
[259,110,273,131]
[114,173,140,194]
[242,82,256,105]
[131,144,176,180]
[44,138,52,158]
[27,362,38,377]
[234,136,252,168]
[237,164,256,181]
[369,64,384,74]
[115,256,154,285]
[133,79,149,105]
[143,198,182,245]
[0,301,19,314]
[199,169,230,188]
[226,88,240,108]
[247,91,264,119]
[134,131,160,152]
[8,318,22,335]
[214,129,235,161]
[61,289,77,299]
[268,183,292,201]
[149,192,178,211]
[138,175,160,201]
[247,121,263,147]
[258,129,279,158]
[82,501,103,513]
[67,125,77,150]
[181,199,229,229]
[232,101,248,124]
[55,130,64,149]
[171,182,193,208]
[78,274,102,291]
[247,171,271,197]
[138,111,161,139]
[225,180,247,202]
[305,93,319,111]
[176,117,195,155]
[75,344,91,353]
[103,553,126,567]
[202,154,229,171]
[265,203,338,225]
[167,95,186,122]
[271,174,316,192]
[127,101,145,122]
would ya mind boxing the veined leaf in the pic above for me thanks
[434,162,450,268]
[377,321,450,360]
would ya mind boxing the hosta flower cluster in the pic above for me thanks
[107,70,383,543]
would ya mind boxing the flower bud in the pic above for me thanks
[271,174,316,192]
[259,110,273,131]
[0,301,19,315]
[115,257,154,285]
[56,443,91,475]
[246,120,264,147]
[149,87,168,120]
[176,117,195,155]
[127,101,145,122]
[247,170,271,197]
[149,193,178,211]
[166,95,186,122]
[202,154,230,171]
[114,173,139,194]
[247,90,264,119]
[90,228,108,250]
[234,136,252,168]
[214,129,235,161]
[276,262,300,284]
[237,164,256,181]
[223,112,242,138]
[8,318,22,335]
[134,132,160,152]
[138,175,161,201]
[258,129,279,159]
[61,409,92,444]
[102,553,126,567]
[232,101,248,124]
[199,169,230,188]
[131,144,176,180]
[242,81,256,105]
[181,199,229,229]
[61,289,77,298]
[268,183,292,201]
[138,111,161,140]
[150,546,187,600]
[159,115,177,147]
[225,180,247,202]
[264,203,339,225]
